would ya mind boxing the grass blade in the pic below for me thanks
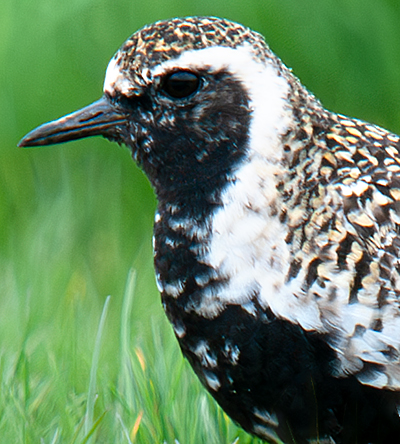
[84,295,111,440]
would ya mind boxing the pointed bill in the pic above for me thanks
[18,96,127,147]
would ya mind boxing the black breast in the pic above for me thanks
[168,302,400,444]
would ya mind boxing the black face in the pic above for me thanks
[113,67,251,204]
[19,66,251,207]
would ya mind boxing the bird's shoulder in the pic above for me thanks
[279,111,400,389]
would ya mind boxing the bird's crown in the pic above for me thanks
[102,16,285,99]
[115,16,269,70]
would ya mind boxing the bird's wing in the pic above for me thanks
[302,115,400,390]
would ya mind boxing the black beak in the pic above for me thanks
[18,96,127,147]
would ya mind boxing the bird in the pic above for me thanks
[18,16,400,444]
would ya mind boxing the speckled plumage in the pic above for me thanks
[19,16,400,444]
[111,17,274,71]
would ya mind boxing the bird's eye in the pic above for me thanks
[162,71,200,99]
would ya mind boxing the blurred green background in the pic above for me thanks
[1,0,400,443]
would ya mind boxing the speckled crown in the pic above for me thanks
[115,16,274,71]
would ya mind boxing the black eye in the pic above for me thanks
[162,71,200,99]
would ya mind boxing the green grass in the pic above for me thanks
[2,0,400,442]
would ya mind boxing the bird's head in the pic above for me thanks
[19,17,295,201]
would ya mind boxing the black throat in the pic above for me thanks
[133,71,253,330]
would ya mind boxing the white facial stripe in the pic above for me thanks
[104,45,291,161]
[151,44,291,161]
[104,53,134,95]
[104,55,119,93]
